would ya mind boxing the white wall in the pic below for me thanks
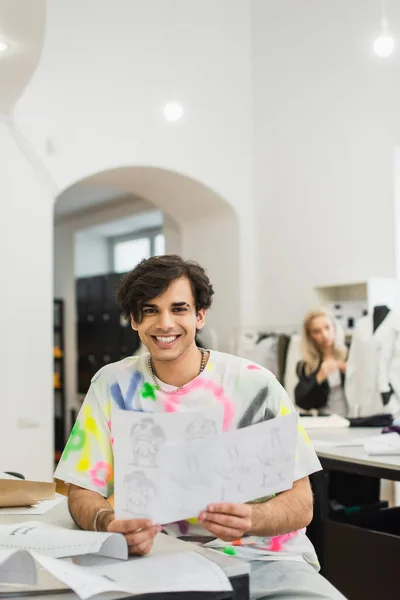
[253,0,400,327]
[14,0,255,324]
[164,214,182,255]
[0,121,54,480]
[75,232,109,278]
[53,221,76,441]
[395,148,400,280]
[181,207,240,346]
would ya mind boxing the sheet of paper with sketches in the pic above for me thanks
[113,405,224,520]
[113,404,224,467]
[0,494,65,515]
[0,521,128,560]
[114,408,297,524]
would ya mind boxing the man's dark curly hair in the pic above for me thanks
[116,255,214,323]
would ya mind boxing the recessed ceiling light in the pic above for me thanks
[0,40,9,53]
[163,103,183,122]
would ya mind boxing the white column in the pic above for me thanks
[0,121,55,480]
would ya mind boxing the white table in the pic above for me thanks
[306,426,400,600]
[0,499,250,600]
[308,427,400,478]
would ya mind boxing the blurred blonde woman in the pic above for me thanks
[295,308,348,416]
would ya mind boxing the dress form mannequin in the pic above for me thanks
[373,305,390,333]
[373,306,393,405]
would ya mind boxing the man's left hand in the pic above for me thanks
[198,503,252,541]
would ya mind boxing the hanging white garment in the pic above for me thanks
[235,331,279,376]
[345,311,400,417]
[283,334,301,404]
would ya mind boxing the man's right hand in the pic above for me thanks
[107,517,162,555]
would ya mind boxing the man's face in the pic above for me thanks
[131,277,206,362]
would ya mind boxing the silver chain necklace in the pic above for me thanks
[148,348,207,394]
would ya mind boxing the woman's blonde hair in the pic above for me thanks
[301,308,347,375]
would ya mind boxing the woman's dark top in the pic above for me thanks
[295,360,345,411]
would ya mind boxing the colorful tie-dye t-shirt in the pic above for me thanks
[54,350,322,568]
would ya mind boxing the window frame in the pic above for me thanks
[109,227,165,273]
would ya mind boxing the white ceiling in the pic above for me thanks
[76,210,163,239]
[0,0,46,114]
[83,166,233,223]
[55,166,233,225]
[54,182,128,217]
[55,179,164,238]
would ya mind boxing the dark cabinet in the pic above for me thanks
[54,299,66,457]
[76,273,140,394]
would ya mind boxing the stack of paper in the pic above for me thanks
[0,547,130,599]
[312,435,384,450]
[0,494,65,515]
[0,521,128,559]
[76,551,232,597]
[299,414,350,429]
[363,432,400,456]
[0,543,232,599]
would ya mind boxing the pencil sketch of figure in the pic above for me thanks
[124,470,156,515]
[214,444,250,500]
[184,414,218,441]
[130,417,166,467]
[169,450,213,490]
[258,427,291,485]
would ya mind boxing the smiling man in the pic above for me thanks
[55,255,345,600]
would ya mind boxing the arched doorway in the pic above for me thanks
[53,165,240,455]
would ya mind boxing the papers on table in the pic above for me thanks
[0,566,70,598]
[0,493,65,515]
[0,548,129,599]
[0,547,232,599]
[312,439,361,449]
[312,432,400,455]
[363,432,400,456]
[300,414,350,430]
[77,551,232,596]
[0,548,36,584]
[0,479,56,508]
[0,521,128,560]
[113,407,298,523]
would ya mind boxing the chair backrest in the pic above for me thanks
[4,471,25,480]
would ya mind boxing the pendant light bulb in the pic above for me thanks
[373,3,395,57]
